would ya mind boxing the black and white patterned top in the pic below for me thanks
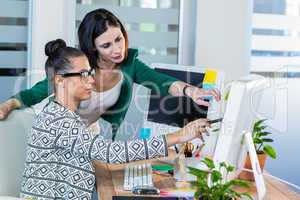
[20,101,168,200]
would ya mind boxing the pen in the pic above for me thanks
[201,118,223,129]
[208,118,223,124]
[174,145,179,154]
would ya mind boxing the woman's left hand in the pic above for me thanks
[184,85,221,106]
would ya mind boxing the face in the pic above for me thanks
[94,26,126,65]
[56,56,94,101]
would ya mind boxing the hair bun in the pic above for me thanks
[45,39,67,57]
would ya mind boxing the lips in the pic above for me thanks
[85,86,93,93]
[112,55,122,60]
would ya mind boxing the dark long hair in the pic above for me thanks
[78,9,129,69]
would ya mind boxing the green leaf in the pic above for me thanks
[194,190,201,199]
[254,119,267,128]
[211,170,222,183]
[255,125,267,132]
[240,192,254,200]
[230,179,251,188]
[187,166,208,177]
[263,145,277,159]
[253,138,263,144]
[257,131,272,137]
[227,165,235,172]
[224,90,230,101]
[261,138,274,143]
[219,161,227,169]
[202,157,215,169]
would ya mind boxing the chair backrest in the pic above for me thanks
[0,109,35,197]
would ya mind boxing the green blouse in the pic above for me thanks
[14,48,178,140]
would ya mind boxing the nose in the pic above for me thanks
[112,42,122,54]
[87,75,95,85]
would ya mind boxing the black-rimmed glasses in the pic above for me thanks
[58,69,95,83]
[59,69,96,78]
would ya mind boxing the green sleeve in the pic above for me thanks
[12,78,51,108]
[133,59,178,96]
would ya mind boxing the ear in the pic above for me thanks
[54,75,64,86]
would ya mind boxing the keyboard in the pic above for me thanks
[123,163,153,191]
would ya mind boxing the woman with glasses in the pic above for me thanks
[20,38,210,200]
[0,9,220,140]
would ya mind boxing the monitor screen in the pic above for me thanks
[147,68,208,128]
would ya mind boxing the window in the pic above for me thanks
[252,0,300,75]
[76,0,180,64]
[0,0,28,101]
[252,0,300,188]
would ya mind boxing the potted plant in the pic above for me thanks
[239,119,277,181]
[188,157,253,200]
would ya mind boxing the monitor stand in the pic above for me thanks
[244,131,266,200]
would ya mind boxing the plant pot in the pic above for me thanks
[238,152,266,181]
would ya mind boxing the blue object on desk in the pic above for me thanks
[139,128,151,140]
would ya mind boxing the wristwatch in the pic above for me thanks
[183,85,191,96]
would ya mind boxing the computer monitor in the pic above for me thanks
[212,74,268,199]
[144,67,267,199]
[143,63,225,156]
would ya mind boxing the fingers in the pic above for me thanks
[205,88,221,101]
[191,87,221,106]
[0,103,10,120]
[197,118,210,128]
[195,99,210,107]
[182,118,212,143]
[0,109,7,120]
[198,129,205,142]
[0,112,5,120]
[196,119,211,141]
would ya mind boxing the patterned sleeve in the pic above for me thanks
[54,117,169,164]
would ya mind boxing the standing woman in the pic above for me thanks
[20,38,210,200]
[0,9,220,140]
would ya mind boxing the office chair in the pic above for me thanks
[0,109,35,199]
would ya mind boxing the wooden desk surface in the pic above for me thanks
[94,156,300,200]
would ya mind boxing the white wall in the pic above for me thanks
[195,0,253,81]
[178,0,196,65]
[27,0,76,87]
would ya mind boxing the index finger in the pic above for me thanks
[204,89,221,101]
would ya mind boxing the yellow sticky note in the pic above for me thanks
[203,69,217,84]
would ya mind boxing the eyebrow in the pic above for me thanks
[99,34,122,46]
[80,68,91,72]
[74,68,91,73]
[115,34,122,39]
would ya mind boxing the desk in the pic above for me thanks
[94,155,300,200]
